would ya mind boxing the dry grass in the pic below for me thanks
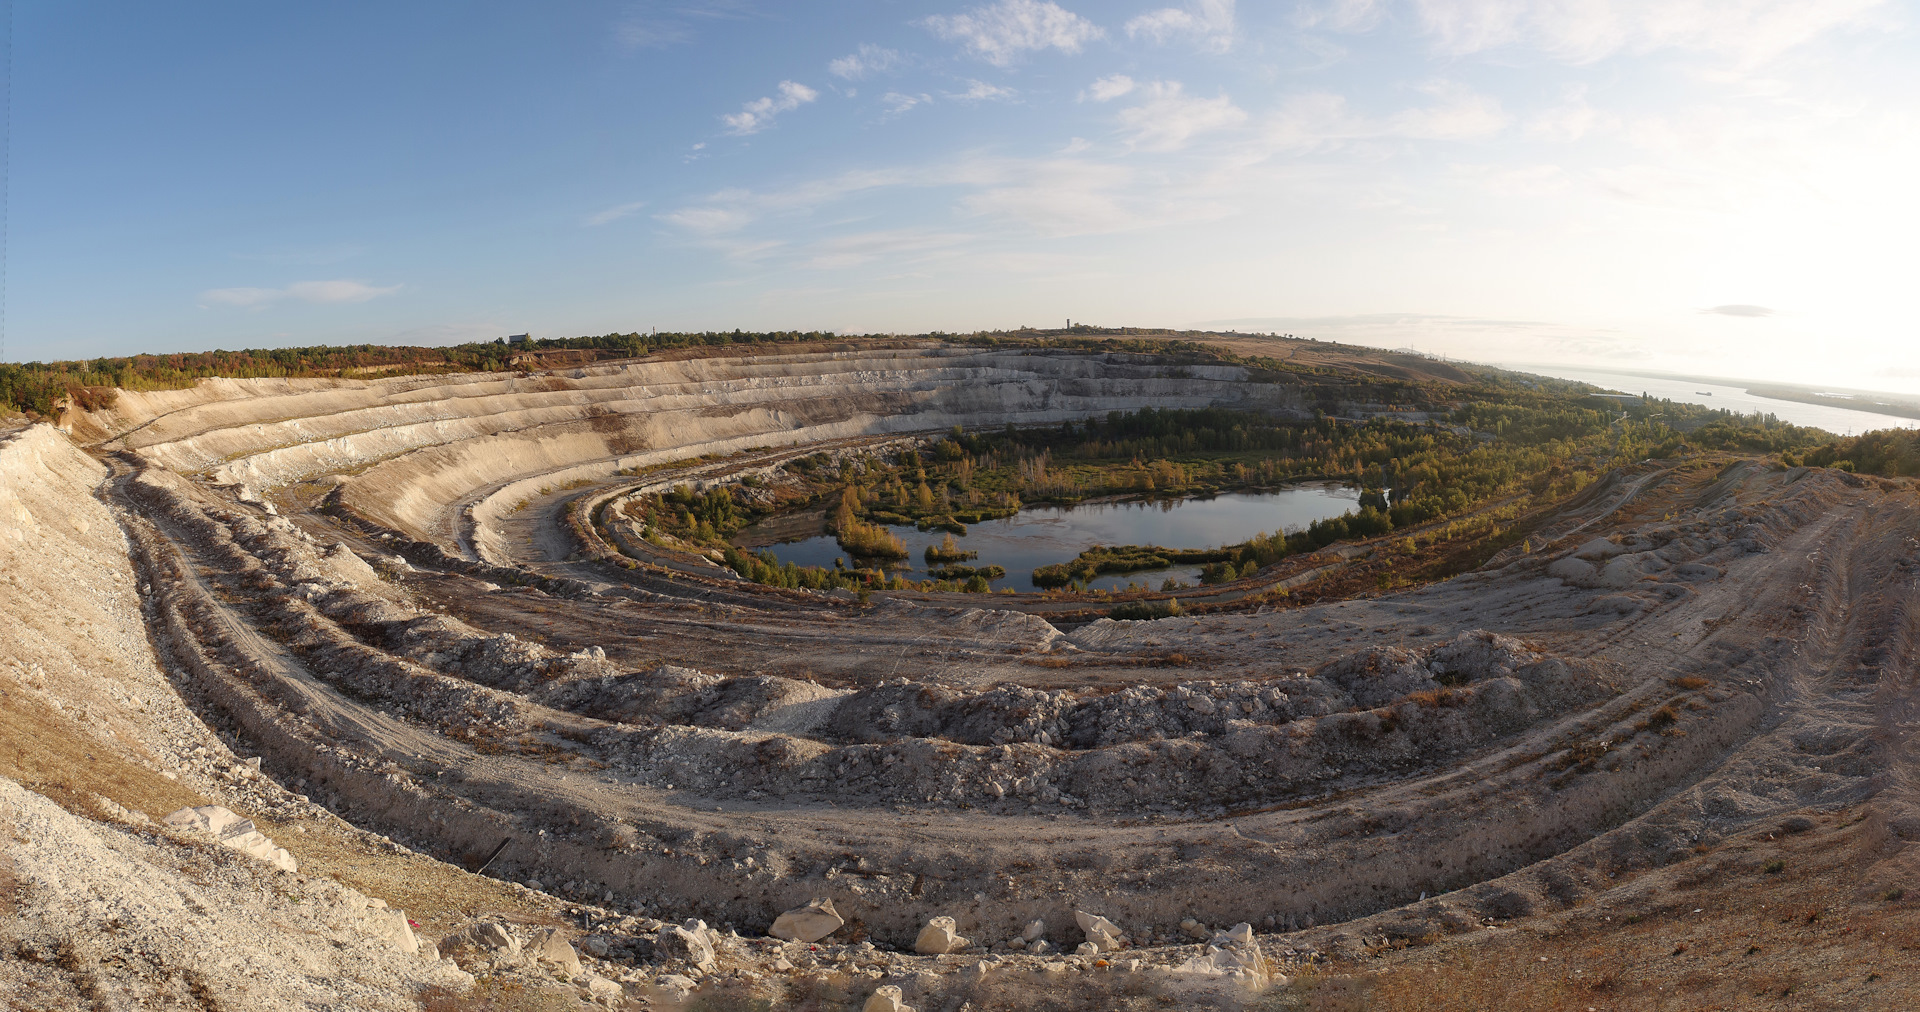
[0,675,207,823]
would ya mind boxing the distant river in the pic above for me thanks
[1513,365,1918,436]
[738,485,1361,592]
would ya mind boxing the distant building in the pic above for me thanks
[507,334,532,346]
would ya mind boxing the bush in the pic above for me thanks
[1108,597,1183,620]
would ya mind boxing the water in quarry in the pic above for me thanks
[747,484,1361,592]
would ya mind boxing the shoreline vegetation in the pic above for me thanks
[623,386,1848,597]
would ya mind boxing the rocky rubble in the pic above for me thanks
[0,776,468,1011]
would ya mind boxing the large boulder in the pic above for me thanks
[162,805,298,873]
[864,984,915,1012]
[655,923,715,972]
[1075,910,1123,952]
[439,920,520,959]
[365,908,419,956]
[914,916,968,954]
[769,897,844,943]
[525,926,583,976]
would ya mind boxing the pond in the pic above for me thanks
[738,485,1361,592]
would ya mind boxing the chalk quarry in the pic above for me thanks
[4,340,1918,1010]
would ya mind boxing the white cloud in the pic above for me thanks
[801,228,975,270]
[830,44,902,80]
[722,81,819,135]
[1409,0,1887,66]
[882,92,934,116]
[199,279,400,309]
[923,0,1103,67]
[584,200,649,226]
[1081,74,1136,102]
[1116,81,1247,151]
[658,204,759,234]
[1263,80,1508,150]
[1389,80,1510,140]
[1703,304,1775,316]
[1293,0,1383,32]
[1125,0,1236,52]
[946,79,1019,102]
[1528,88,1619,142]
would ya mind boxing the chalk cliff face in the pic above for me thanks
[85,346,1307,547]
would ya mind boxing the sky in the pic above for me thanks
[5,1,1918,392]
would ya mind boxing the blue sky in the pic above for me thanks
[7,1,1917,390]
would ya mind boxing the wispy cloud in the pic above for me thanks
[199,279,401,309]
[830,43,902,80]
[722,81,819,135]
[614,0,753,49]
[1702,304,1775,317]
[1263,80,1508,151]
[945,79,1019,102]
[1126,0,1236,52]
[801,228,976,270]
[1081,74,1136,102]
[1293,0,1384,32]
[1116,81,1247,151]
[584,200,649,226]
[1409,0,1887,66]
[882,92,934,117]
[923,0,1103,67]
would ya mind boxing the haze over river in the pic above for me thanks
[1515,365,1918,435]
[745,485,1362,592]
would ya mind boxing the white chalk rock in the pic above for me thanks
[161,805,298,873]
[656,924,715,971]
[1213,922,1255,946]
[581,973,623,1003]
[362,907,419,955]
[863,984,915,1012]
[441,920,520,956]
[1075,910,1121,951]
[914,915,969,955]
[769,897,844,943]
[1022,918,1046,941]
[526,926,583,976]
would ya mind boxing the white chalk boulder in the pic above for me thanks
[863,984,916,1012]
[769,897,844,943]
[655,923,715,972]
[526,926,583,976]
[440,920,521,958]
[1075,910,1123,952]
[162,805,298,873]
[914,915,969,954]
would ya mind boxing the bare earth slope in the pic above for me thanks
[6,340,1919,1009]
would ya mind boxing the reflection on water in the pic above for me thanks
[742,486,1360,592]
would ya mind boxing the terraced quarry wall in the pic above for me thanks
[9,339,1920,1009]
[87,345,1308,552]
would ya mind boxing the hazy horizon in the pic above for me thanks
[6,1,1916,394]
